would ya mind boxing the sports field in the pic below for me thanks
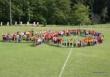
[0,25,110,77]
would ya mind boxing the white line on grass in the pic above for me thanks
[58,48,72,77]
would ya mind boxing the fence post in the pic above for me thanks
[37,22,39,27]
[15,21,17,26]
[33,22,36,27]
[0,22,3,26]
[20,21,23,26]
[7,22,9,26]
[27,21,29,26]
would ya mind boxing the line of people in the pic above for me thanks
[2,31,34,43]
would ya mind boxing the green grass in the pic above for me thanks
[0,25,110,77]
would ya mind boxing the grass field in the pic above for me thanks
[0,25,110,77]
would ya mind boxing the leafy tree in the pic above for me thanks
[1,0,110,25]
[70,3,91,25]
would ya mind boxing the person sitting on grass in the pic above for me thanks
[76,40,81,47]
[2,35,7,42]
[97,34,104,44]
[57,37,62,45]
[34,35,43,46]
[52,36,58,44]
[18,34,22,43]
[6,34,12,42]
[25,31,31,41]
[59,30,64,36]
[12,33,17,41]
[37,37,43,45]
[16,34,19,43]
[65,30,70,36]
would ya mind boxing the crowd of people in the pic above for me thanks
[42,29,104,47]
[2,29,104,47]
[2,31,34,42]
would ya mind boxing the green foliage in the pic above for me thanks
[70,3,91,25]
[0,0,110,25]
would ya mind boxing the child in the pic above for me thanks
[16,34,19,43]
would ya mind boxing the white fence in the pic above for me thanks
[0,21,40,27]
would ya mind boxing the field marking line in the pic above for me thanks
[58,48,72,77]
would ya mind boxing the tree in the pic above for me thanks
[1,0,110,25]
[70,3,91,25]
[46,0,71,24]
[101,7,108,23]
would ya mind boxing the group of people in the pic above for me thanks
[2,31,34,42]
[2,30,45,45]
[2,29,104,47]
[42,29,104,47]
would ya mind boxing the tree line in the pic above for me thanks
[0,0,110,25]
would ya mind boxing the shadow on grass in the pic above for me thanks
[0,40,98,49]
